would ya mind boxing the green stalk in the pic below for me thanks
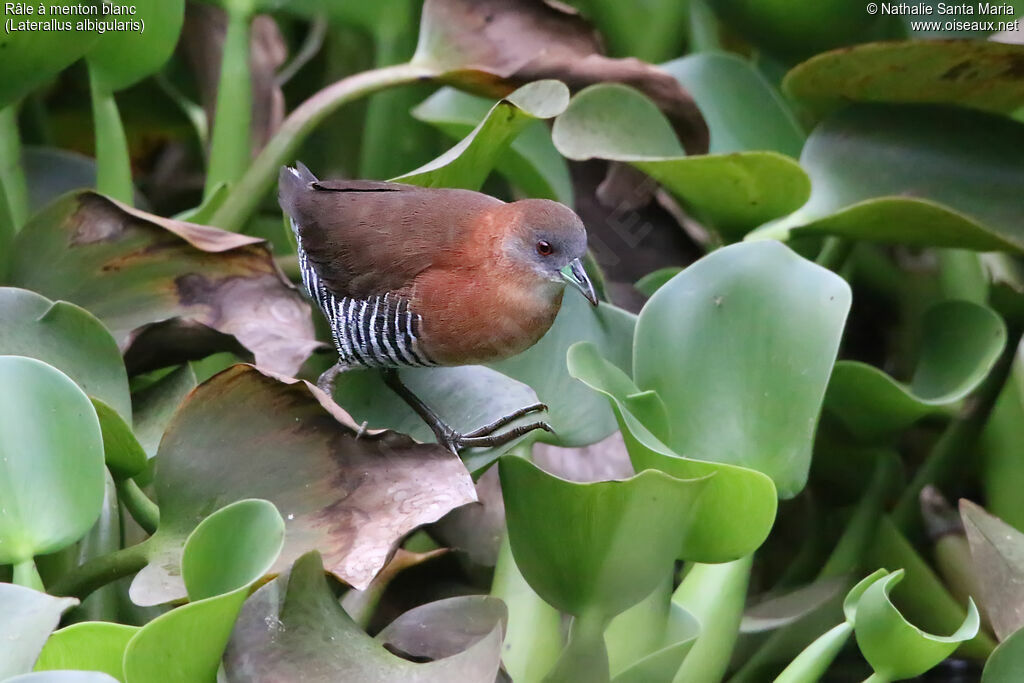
[115,478,160,535]
[816,237,855,273]
[208,62,436,231]
[491,533,563,683]
[544,610,611,683]
[88,66,133,204]
[204,7,253,199]
[863,673,889,683]
[605,572,673,676]
[13,558,44,591]
[773,622,853,683]
[48,541,151,601]
[0,104,29,229]
[892,332,1021,533]
[673,556,753,683]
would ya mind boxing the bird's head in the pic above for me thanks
[496,199,598,307]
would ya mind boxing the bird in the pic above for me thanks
[279,162,598,453]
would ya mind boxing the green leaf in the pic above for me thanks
[89,398,147,479]
[395,80,570,190]
[983,626,1024,682]
[552,83,809,241]
[0,583,78,679]
[412,86,574,203]
[825,300,1007,440]
[224,551,505,682]
[750,104,1024,252]
[35,622,138,681]
[567,341,777,561]
[980,348,1024,530]
[610,605,699,683]
[9,192,318,376]
[491,296,636,448]
[960,499,1024,641]
[634,268,682,298]
[0,356,106,565]
[0,288,130,421]
[123,499,285,683]
[499,455,708,620]
[6,673,119,682]
[634,240,850,497]
[702,0,902,60]
[0,1,102,109]
[129,365,197,459]
[130,365,476,605]
[854,570,980,681]
[571,0,688,62]
[784,40,1024,117]
[661,52,805,157]
[86,0,183,92]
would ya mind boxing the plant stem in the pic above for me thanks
[892,332,1021,533]
[673,555,753,683]
[204,7,253,199]
[491,533,563,683]
[48,541,151,601]
[116,478,160,535]
[773,622,853,683]
[88,66,133,204]
[815,237,854,273]
[208,62,436,232]
[862,674,889,683]
[543,610,611,683]
[0,104,29,229]
[13,558,44,591]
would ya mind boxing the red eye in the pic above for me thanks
[536,240,553,256]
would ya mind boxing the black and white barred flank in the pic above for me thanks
[292,221,437,370]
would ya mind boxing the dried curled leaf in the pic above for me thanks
[413,0,708,154]
[130,365,477,605]
[9,192,319,376]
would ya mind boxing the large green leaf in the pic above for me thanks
[983,626,1024,682]
[853,570,980,681]
[412,86,574,203]
[129,365,476,605]
[0,287,143,476]
[0,288,130,420]
[500,456,707,619]
[567,342,777,561]
[981,347,1024,530]
[0,356,106,568]
[633,241,850,497]
[129,365,197,459]
[825,300,1007,440]
[0,1,101,109]
[552,83,809,241]
[35,623,138,681]
[123,499,285,683]
[86,0,185,93]
[661,53,805,157]
[395,79,569,190]
[570,0,688,62]
[784,40,1024,117]
[491,296,636,448]
[751,104,1024,252]
[703,0,901,60]
[9,192,318,375]
[961,500,1024,642]
[224,551,505,682]
[0,583,78,679]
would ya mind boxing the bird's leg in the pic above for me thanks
[317,362,344,396]
[380,368,553,453]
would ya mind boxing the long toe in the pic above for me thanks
[463,403,550,438]
[453,421,554,450]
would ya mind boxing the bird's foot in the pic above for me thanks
[433,402,554,453]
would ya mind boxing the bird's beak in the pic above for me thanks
[561,258,598,307]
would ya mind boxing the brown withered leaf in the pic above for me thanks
[9,191,318,375]
[413,0,709,154]
[960,499,1024,641]
[129,365,477,605]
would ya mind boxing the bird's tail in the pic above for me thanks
[278,162,318,237]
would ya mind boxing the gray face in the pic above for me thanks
[502,200,589,283]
